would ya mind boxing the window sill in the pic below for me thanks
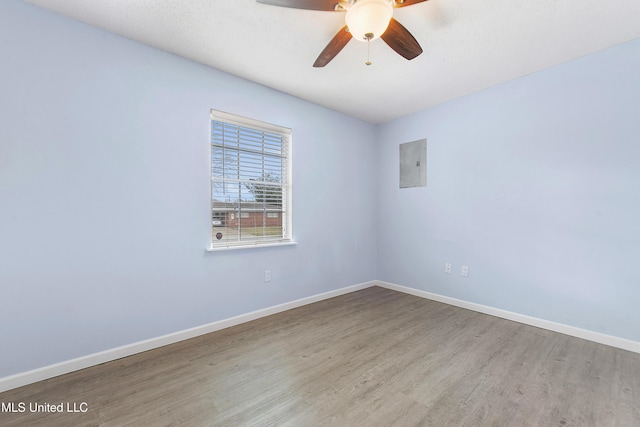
[206,241,298,252]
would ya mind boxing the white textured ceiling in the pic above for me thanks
[24,0,640,123]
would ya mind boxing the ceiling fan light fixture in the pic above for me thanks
[345,0,393,42]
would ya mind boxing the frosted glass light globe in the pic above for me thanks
[345,0,393,42]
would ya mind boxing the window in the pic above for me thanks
[210,110,292,249]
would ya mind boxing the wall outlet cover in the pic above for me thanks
[461,266,469,277]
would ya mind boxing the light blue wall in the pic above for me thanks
[0,1,378,378]
[377,38,640,342]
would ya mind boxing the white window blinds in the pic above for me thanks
[210,110,292,248]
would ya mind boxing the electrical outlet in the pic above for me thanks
[445,263,452,274]
[264,270,271,282]
[461,266,469,277]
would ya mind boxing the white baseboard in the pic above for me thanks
[0,280,376,393]
[376,280,640,354]
[5,280,637,393]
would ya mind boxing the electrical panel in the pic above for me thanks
[399,139,426,188]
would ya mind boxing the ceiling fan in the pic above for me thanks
[256,0,427,67]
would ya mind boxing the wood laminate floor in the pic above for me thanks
[1,286,639,426]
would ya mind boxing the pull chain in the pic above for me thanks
[364,32,373,65]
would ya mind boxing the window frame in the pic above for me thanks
[208,109,294,251]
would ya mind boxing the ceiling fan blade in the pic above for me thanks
[392,0,428,7]
[313,26,352,67]
[380,18,423,60]
[256,0,341,11]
